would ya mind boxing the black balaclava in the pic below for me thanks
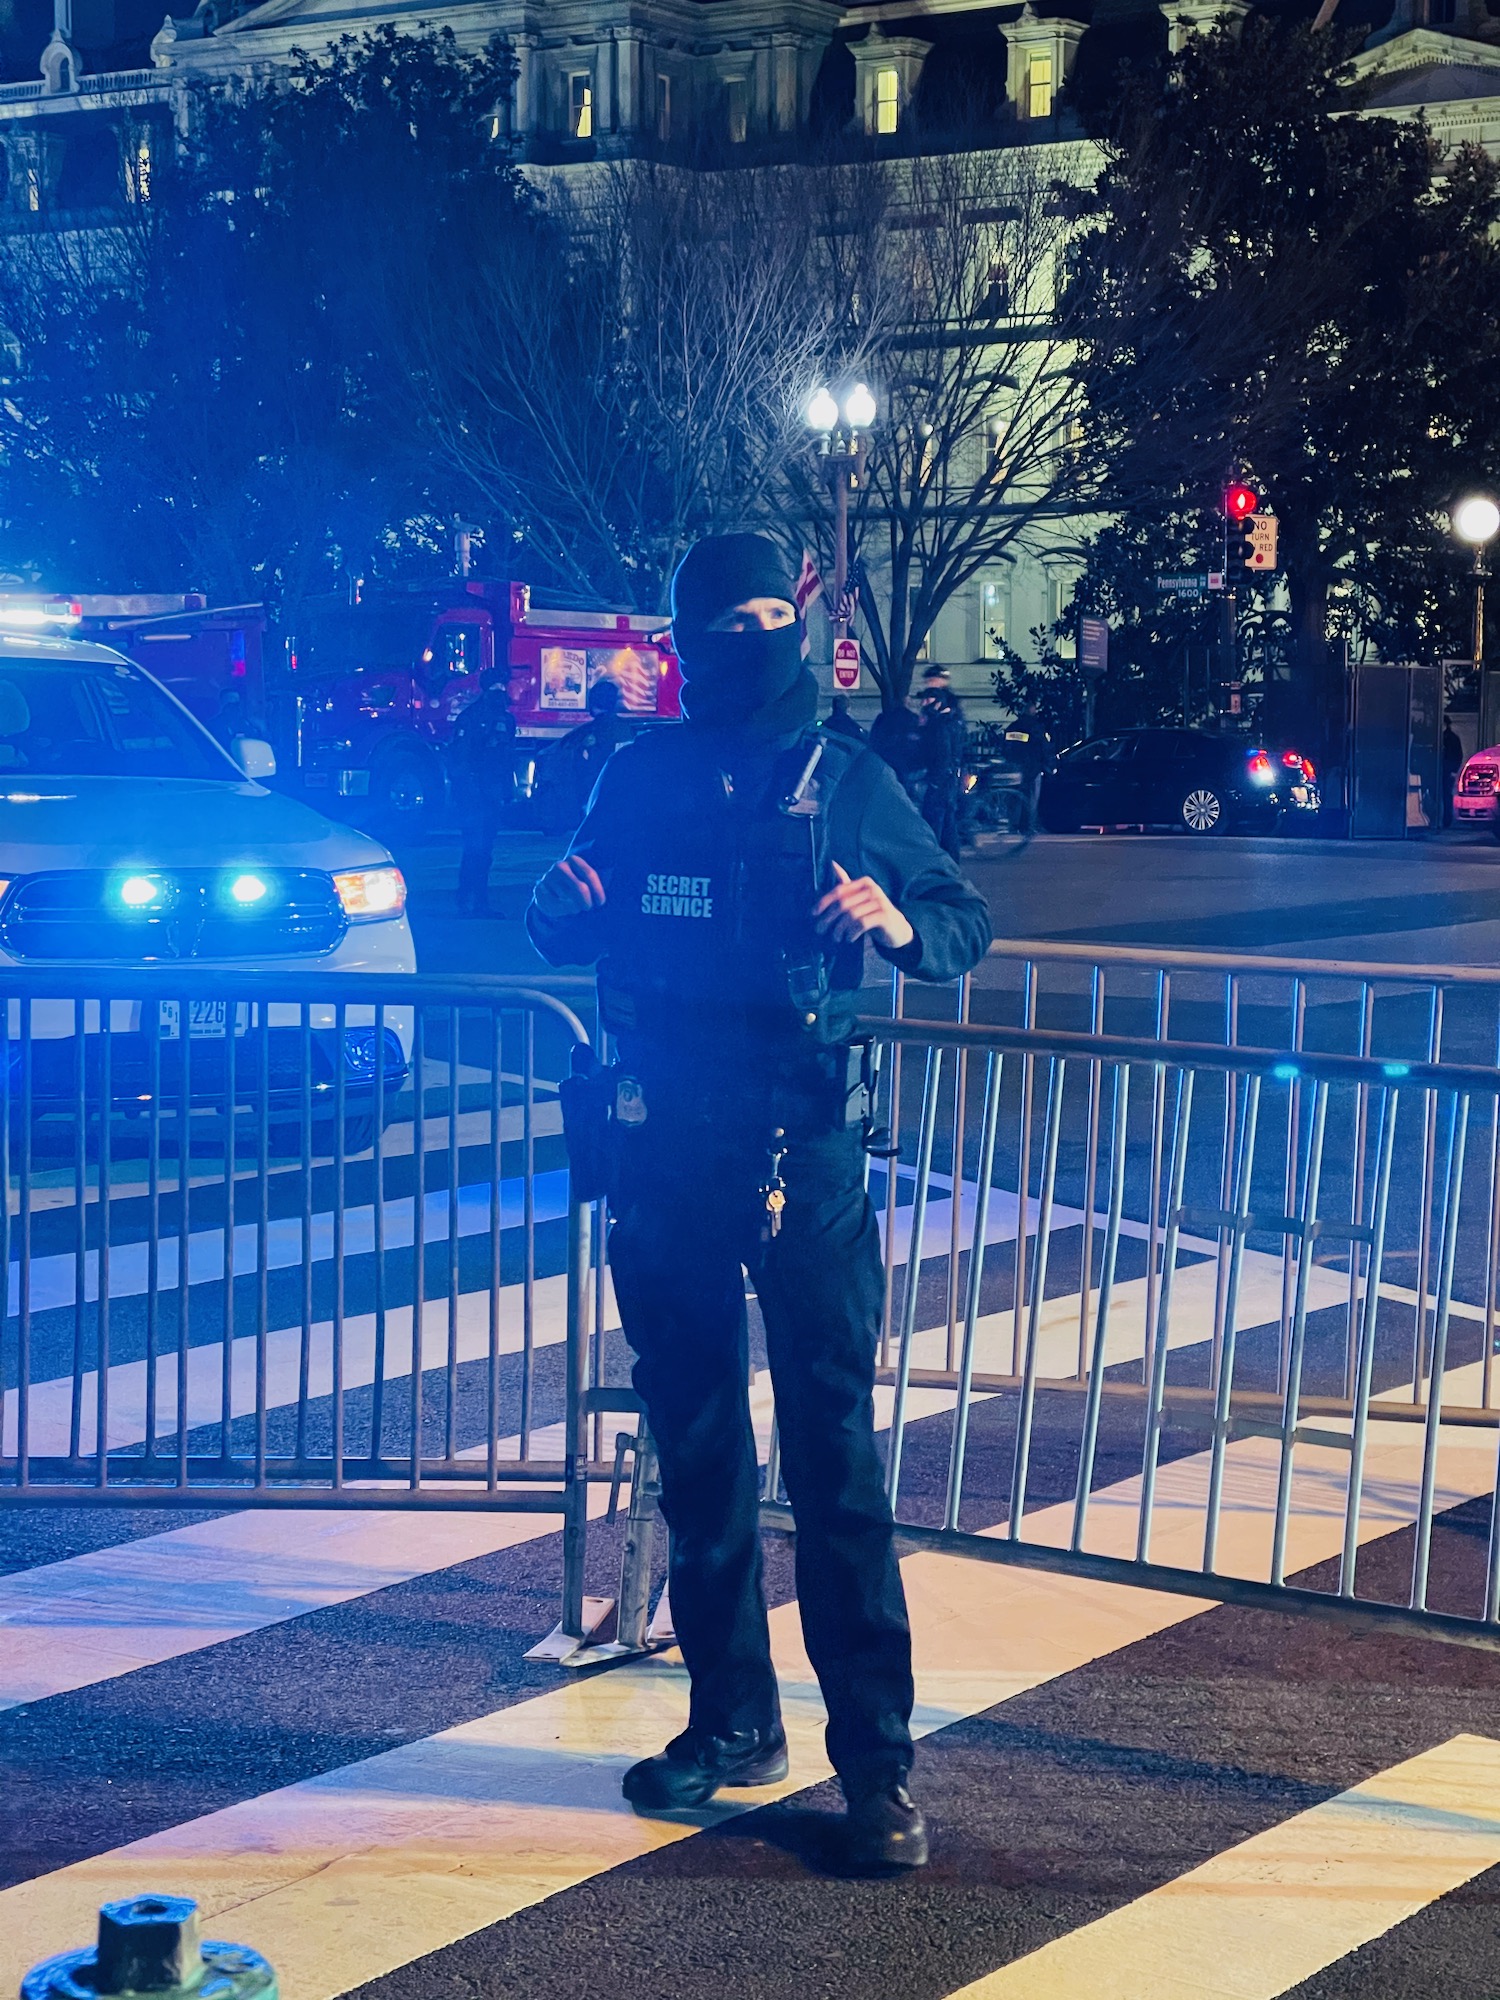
[670,532,817,737]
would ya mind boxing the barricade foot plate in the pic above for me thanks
[524,1596,614,1665]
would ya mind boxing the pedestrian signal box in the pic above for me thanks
[1245,514,1279,572]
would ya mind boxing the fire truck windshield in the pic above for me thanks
[303,604,437,674]
[0,657,235,781]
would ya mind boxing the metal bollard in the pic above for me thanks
[22,1896,276,2000]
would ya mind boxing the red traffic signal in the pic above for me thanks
[1224,482,1259,521]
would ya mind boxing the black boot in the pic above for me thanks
[622,1725,789,1811]
[844,1783,930,1870]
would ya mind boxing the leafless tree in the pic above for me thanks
[786,144,1101,706]
[401,160,867,612]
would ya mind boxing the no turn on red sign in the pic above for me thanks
[833,637,861,691]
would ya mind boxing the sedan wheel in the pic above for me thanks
[1181,787,1224,834]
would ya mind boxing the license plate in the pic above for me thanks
[156,1000,246,1040]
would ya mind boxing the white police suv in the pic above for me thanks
[0,631,414,972]
[0,631,415,1141]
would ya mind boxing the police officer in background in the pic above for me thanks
[528,533,990,1871]
[452,672,518,915]
[1004,697,1053,836]
[917,665,967,859]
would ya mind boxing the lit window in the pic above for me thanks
[875,67,899,135]
[726,76,748,145]
[985,408,1012,482]
[127,134,151,204]
[25,166,39,213]
[656,73,671,143]
[569,72,593,139]
[981,581,1006,662]
[1027,52,1053,120]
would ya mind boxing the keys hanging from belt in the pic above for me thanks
[759,1129,788,1239]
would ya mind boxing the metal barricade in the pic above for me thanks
[806,1002,1500,1650]
[0,968,604,1633]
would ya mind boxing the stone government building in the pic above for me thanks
[0,0,1493,700]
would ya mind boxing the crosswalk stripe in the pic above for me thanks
[0,1260,1303,1712]
[6,1170,571,1317]
[945,1733,1500,1999]
[0,1358,1489,2000]
[2,1271,582,1456]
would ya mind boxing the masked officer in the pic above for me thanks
[527,533,990,1870]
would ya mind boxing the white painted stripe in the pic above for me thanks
[6,1171,571,1317]
[1,1268,602,1458]
[947,1734,1500,1999]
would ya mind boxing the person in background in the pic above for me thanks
[539,679,633,832]
[825,695,867,744]
[1443,718,1464,830]
[869,695,925,802]
[1003,697,1053,836]
[452,672,517,915]
[917,665,966,859]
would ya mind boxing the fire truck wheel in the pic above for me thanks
[371,746,438,823]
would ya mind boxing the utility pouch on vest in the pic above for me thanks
[558,1045,646,1202]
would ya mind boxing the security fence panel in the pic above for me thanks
[0,973,596,1640]
[829,1001,1500,1652]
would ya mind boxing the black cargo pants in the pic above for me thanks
[608,1118,915,1794]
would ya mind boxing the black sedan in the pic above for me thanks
[1039,728,1320,835]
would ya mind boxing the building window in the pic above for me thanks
[126,133,151,204]
[726,76,748,145]
[984,407,1013,483]
[980,581,1007,662]
[25,165,40,213]
[1027,52,1053,120]
[874,67,900,135]
[569,72,593,140]
[656,73,672,143]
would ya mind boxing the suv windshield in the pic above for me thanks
[0,657,234,781]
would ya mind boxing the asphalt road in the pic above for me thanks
[393,822,1500,979]
[4,822,1500,2000]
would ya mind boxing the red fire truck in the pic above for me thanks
[21,594,269,736]
[287,578,683,822]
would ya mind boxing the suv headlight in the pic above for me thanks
[333,866,406,921]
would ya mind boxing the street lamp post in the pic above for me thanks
[1453,493,1500,744]
[806,383,876,645]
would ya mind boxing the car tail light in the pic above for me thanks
[1247,751,1275,783]
[1280,750,1316,781]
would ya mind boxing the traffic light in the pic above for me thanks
[1223,482,1258,522]
[1222,482,1277,570]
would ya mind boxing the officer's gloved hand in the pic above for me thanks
[535,855,607,921]
[814,863,915,953]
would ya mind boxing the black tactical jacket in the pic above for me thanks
[526,722,992,1111]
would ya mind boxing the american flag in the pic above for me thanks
[794,549,824,658]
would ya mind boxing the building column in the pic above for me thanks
[611,27,651,134]
[509,32,539,137]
